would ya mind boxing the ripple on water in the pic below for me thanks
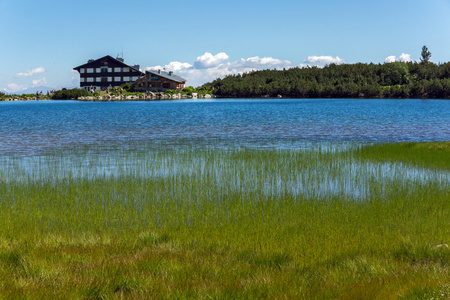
[0,99,449,155]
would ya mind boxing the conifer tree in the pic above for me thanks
[420,45,431,64]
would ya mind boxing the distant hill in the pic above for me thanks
[1,86,54,95]
[3,86,79,95]
[16,86,56,95]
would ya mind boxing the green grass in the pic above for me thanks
[0,143,449,299]
[356,142,450,170]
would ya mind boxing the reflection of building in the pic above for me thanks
[133,70,186,92]
[73,55,144,91]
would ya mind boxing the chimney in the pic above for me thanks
[158,69,161,74]
[169,71,173,76]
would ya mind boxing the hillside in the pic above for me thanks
[204,62,450,99]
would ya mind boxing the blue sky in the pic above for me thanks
[1,0,450,92]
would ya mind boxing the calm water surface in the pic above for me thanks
[0,99,449,155]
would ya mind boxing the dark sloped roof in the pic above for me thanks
[73,55,142,73]
[146,70,186,83]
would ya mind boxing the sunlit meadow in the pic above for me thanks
[0,142,449,299]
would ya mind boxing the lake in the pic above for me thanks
[0,98,449,155]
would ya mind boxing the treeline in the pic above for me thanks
[204,62,450,99]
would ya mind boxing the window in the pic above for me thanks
[87,68,94,73]
[86,78,94,82]
[114,77,121,82]
[80,78,85,82]
[123,67,129,72]
[101,67,108,73]
[96,78,101,82]
[114,67,121,72]
[80,68,85,73]
[96,68,101,73]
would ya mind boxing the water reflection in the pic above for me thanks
[1,146,448,201]
[0,99,449,155]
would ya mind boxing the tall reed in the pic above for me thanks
[0,143,448,298]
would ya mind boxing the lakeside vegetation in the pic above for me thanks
[2,46,449,101]
[0,85,212,101]
[203,61,450,99]
[357,142,450,171]
[0,91,53,101]
[0,142,449,299]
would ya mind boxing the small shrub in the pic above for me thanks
[120,82,135,93]
[182,86,197,94]
[52,88,90,99]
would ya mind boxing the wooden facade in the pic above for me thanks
[73,55,144,91]
[133,70,186,92]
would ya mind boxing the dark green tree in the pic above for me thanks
[420,45,431,64]
[203,59,450,99]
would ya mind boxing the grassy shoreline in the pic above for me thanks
[357,142,450,170]
[0,142,449,299]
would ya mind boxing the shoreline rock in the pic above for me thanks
[76,93,215,101]
[2,93,216,102]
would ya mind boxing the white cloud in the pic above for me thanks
[194,52,229,69]
[304,56,345,66]
[16,67,45,78]
[384,56,397,63]
[32,77,47,87]
[177,68,231,88]
[71,70,80,80]
[71,70,80,86]
[2,83,28,93]
[384,53,412,63]
[230,56,292,69]
[398,53,412,62]
[144,53,349,86]
[144,52,295,86]
[165,61,193,72]
[145,61,193,73]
